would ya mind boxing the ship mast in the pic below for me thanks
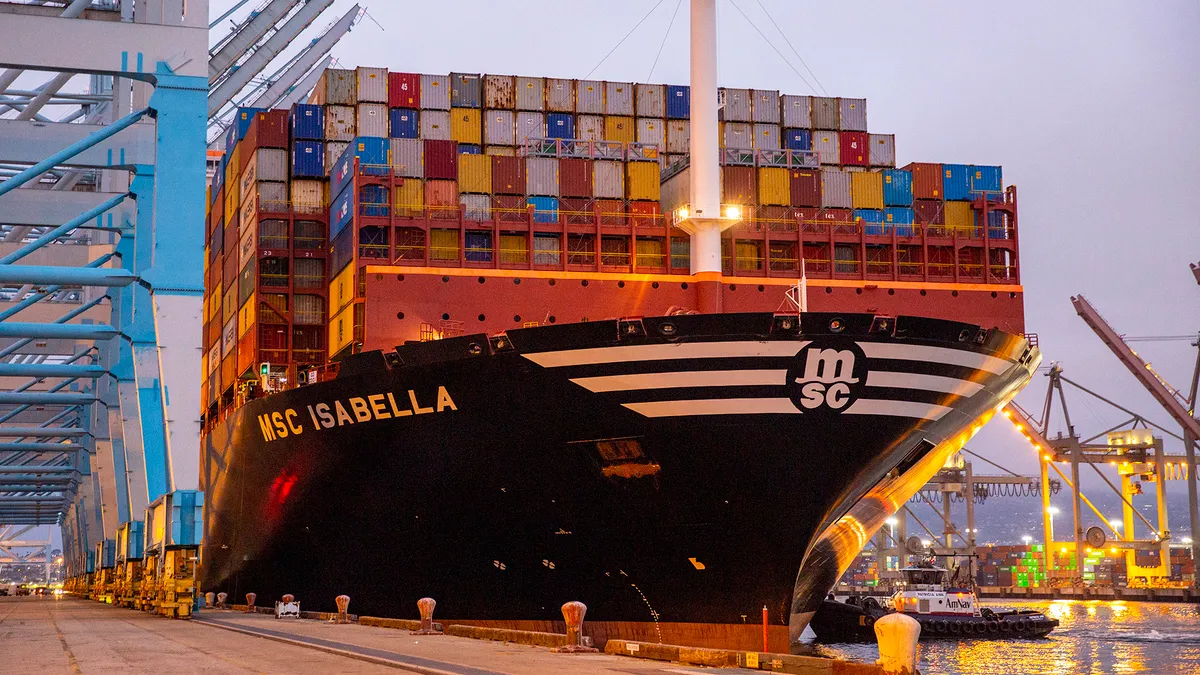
[677,0,731,313]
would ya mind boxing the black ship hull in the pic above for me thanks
[200,312,1037,650]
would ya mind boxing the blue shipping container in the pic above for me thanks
[331,137,390,200]
[882,169,913,206]
[465,231,493,262]
[854,208,885,235]
[527,196,559,223]
[359,185,389,217]
[291,140,325,178]
[330,184,354,239]
[943,164,970,201]
[666,85,690,119]
[547,113,575,139]
[976,210,1008,239]
[970,165,1003,196]
[885,207,915,237]
[389,108,419,139]
[290,104,324,140]
[459,144,482,155]
[330,224,354,274]
[783,128,812,151]
[226,107,264,152]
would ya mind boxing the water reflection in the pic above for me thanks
[806,600,1200,675]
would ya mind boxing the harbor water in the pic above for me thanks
[806,600,1200,675]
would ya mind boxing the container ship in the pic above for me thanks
[199,2,1037,653]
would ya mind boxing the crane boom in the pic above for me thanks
[1071,294,1200,439]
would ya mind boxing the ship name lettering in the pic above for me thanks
[257,387,459,442]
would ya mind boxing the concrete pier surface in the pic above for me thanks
[0,597,761,674]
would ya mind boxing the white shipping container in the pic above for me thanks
[291,179,325,214]
[461,194,491,221]
[723,122,753,149]
[722,88,752,122]
[576,115,604,141]
[576,80,605,114]
[257,181,288,209]
[526,157,560,196]
[545,78,574,112]
[839,98,868,132]
[515,76,545,111]
[605,82,634,116]
[238,223,255,262]
[421,74,451,110]
[356,66,388,103]
[484,109,515,145]
[592,160,624,198]
[868,133,895,167]
[781,95,812,128]
[636,84,665,118]
[533,233,561,266]
[515,111,545,144]
[241,147,288,187]
[812,97,839,130]
[753,123,780,150]
[813,131,840,165]
[420,110,451,140]
[311,68,355,106]
[636,118,665,148]
[325,141,349,171]
[666,120,689,154]
[222,317,236,356]
[356,103,388,137]
[821,168,852,208]
[659,166,689,214]
[324,105,356,141]
[391,139,424,178]
[752,90,780,123]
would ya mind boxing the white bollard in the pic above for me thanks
[874,612,921,675]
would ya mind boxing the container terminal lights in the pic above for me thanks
[201,68,1021,422]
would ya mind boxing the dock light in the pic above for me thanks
[921,539,932,548]
[1022,535,1033,544]
[885,517,898,527]
[677,207,689,221]
[1184,537,1194,545]
[724,204,741,220]
[1109,520,1122,530]
[1046,507,1060,515]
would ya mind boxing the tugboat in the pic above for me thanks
[809,563,1058,642]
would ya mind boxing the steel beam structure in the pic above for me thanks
[243,5,359,110]
[209,0,302,82]
[0,189,134,228]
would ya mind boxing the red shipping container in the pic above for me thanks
[560,197,594,225]
[389,72,420,108]
[789,169,821,207]
[755,205,791,226]
[559,158,594,198]
[722,165,756,205]
[913,199,945,225]
[245,110,288,150]
[425,179,459,219]
[237,331,256,376]
[596,199,626,226]
[629,201,661,228]
[492,194,527,222]
[222,218,237,258]
[208,189,224,236]
[491,156,526,195]
[839,131,868,166]
[221,355,236,392]
[903,162,943,199]
[424,139,459,180]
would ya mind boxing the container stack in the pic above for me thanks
[201,107,333,415]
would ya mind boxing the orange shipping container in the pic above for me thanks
[904,162,943,200]
[394,180,425,218]
[625,161,660,201]
[757,167,790,206]
[458,154,492,194]
[425,179,459,219]
[604,116,635,143]
[850,171,884,209]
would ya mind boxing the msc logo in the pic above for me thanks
[786,342,867,413]
[336,198,350,221]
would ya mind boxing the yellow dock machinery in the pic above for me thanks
[143,491,203,618]
[115,522,145,608]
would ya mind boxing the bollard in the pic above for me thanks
[411,597,441,635]
[205,592,215,608]
[553,601,598,653]
[217,592,228,609]
[335,595,351,624]
[245,592,256,612]
[276,594,300,619]
[874,612,921,675]
[282,594,295,603]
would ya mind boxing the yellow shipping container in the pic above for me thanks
[330,262,357,315]
[328,302,357,359]
[757,167,790,206]
[238,293,256,338]
[450,108,482,145]
[605,116,635,143]
[458,154,492,194]
[850,171,884,209]
[223,145,241,221]
[430,228,459,261]
[394,179,425,218]
[635,237,665,268]
[945,201,973,231]
[626,161,660,201]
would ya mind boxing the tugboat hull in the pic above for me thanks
[810,599,1058,642]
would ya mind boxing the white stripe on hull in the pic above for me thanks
[571,369,788,392]
[523,341,810,368]
[622,398,802,417]
[860,342,1012,375]
[843,399,953,421]
[865,371,984,397]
